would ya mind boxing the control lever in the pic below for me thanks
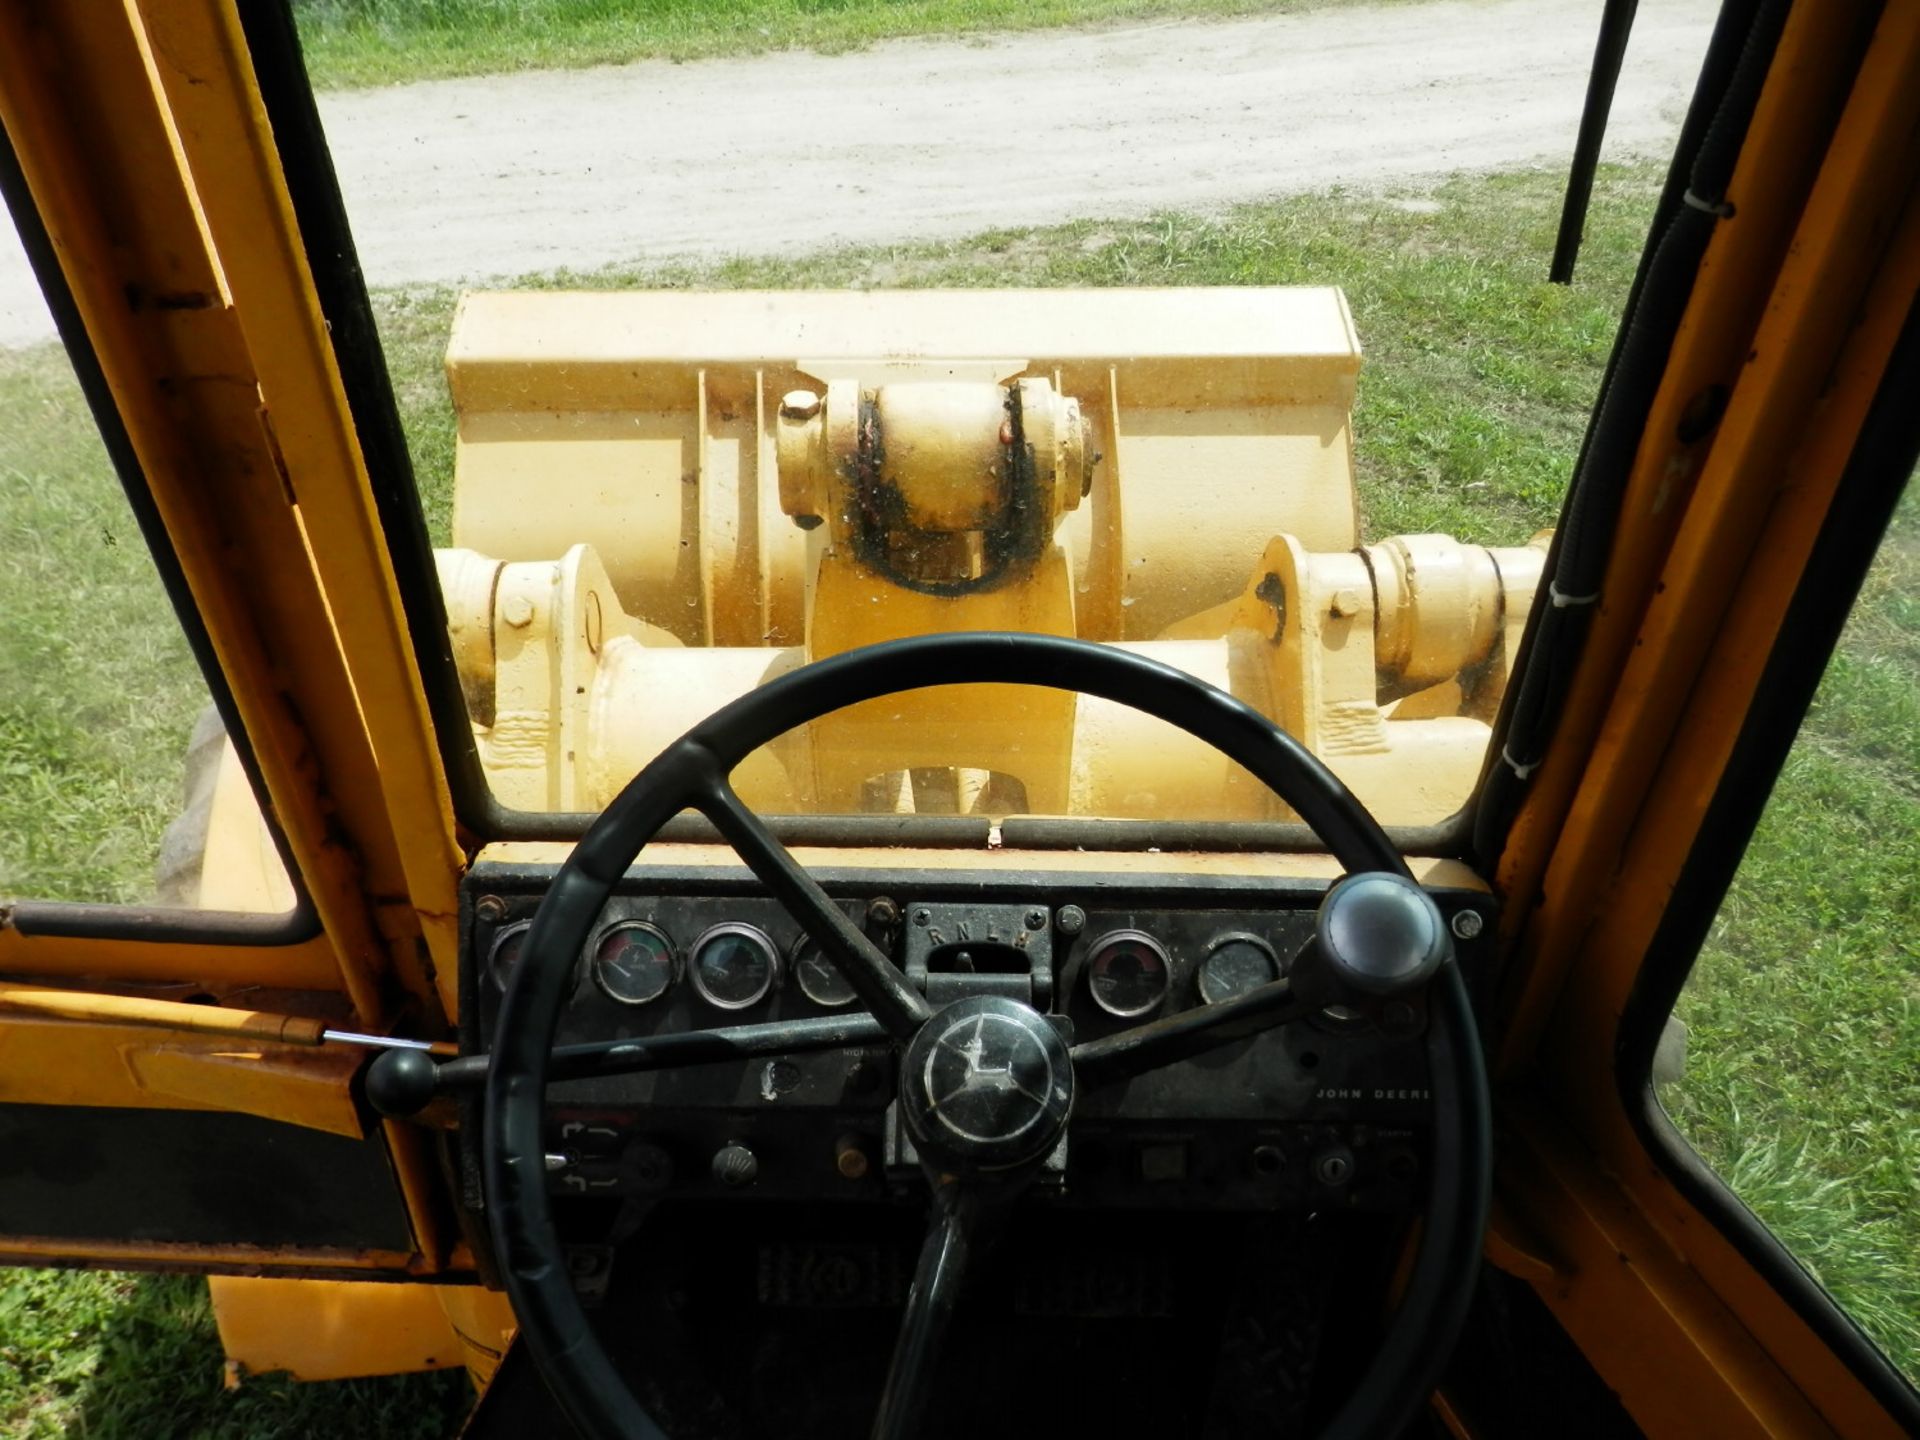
[365,1012,889,1118]
[1313,870,1451,997]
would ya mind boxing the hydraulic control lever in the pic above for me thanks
[1312,870,1451,997]
[365,1011,889,1117]
[1068,870,1450,1087]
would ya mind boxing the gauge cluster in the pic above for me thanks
[480,898,874,1021]
[459,865,1492,1226]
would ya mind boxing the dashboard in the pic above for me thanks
[455,856,1494,1233]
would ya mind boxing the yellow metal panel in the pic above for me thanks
[471,841,1490,891]
[0,1016,363,1137]
[0,926,343,995]
[209,1277,465,1382]
[134,0,465,1017]
[447,288,1361,651]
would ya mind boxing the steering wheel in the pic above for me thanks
[482,632,1492,1439]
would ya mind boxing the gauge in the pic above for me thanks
[591,921,676,1006]
[488,920,530,990]
[689,923,779,1009]
[791,937,859,1008]
[1197,932,1279,1006]
[1085,929,1171,1018]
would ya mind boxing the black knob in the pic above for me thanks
[365,1047,440,1117]
[1316,872,1449,998]
[712,1143,758,1188]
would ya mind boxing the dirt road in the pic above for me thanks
[1,0,1716,347]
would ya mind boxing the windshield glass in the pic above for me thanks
[277,1,1716,830]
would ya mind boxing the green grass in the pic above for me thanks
[1662,487,1920,1378]
[290,0,1386,89]
[0,350,208,904]
[4,158,1917,1429]
[0,1271,470,1440]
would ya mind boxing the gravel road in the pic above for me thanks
[1,0,1717,347]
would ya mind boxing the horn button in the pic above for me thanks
[899,995,1075,1174]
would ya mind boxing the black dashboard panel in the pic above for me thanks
[457,860,1494,1237]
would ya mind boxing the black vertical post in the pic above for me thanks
[1551,0,1641,284]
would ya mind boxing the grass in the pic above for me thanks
[0,1271,470,1440]
[0,350,209,904]
[3,157,1916,1429]
[289,0,1389,90]
[1662,486,1920,1377]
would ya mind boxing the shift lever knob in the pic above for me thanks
[1316,872,1450,998]
[365,1046,441,1117]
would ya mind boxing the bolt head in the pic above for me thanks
[762,1060,802,1096]
[501,594,535,628]
[867,896,900,929]
[911,907,931,928]
[779,389,822,421]
[1450,908,1485,940]
[1055,904,1087,936]
[475,895,508,924]
[1024,908,1048,931]
[1329,587,1362,618]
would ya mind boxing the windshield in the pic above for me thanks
[276,2,1715,833]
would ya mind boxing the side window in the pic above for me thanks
[1659,485,1918,1382]
[0,231,292,914]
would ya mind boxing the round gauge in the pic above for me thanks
[1085,929,1172,1018]
[591,921,676,1006]
[488,921,530,990]
[791,938,859,1008]
[689,923,779,1010]
[1197,933,1280,1006]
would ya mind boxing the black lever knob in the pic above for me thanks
[365,1046,441,1117]
[1315,872,1450,998]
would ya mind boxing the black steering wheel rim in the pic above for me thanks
[484,631,1492,1439]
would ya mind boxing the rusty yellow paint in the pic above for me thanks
[0,1015,364,1137]
[0,983,329,1046]
[133,0,466,1015]
[447,289,1365,646]
[1486,4,1920,1435]
[441,288,1542,828]
[0,1236,419,1276]
[0,925,343,995]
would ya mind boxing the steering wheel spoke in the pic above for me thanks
[1070,972,1325,1089]
[698,780,931,1039]
[872,1182,981,1440]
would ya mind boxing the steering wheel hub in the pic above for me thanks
[899,996,1074,1174]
